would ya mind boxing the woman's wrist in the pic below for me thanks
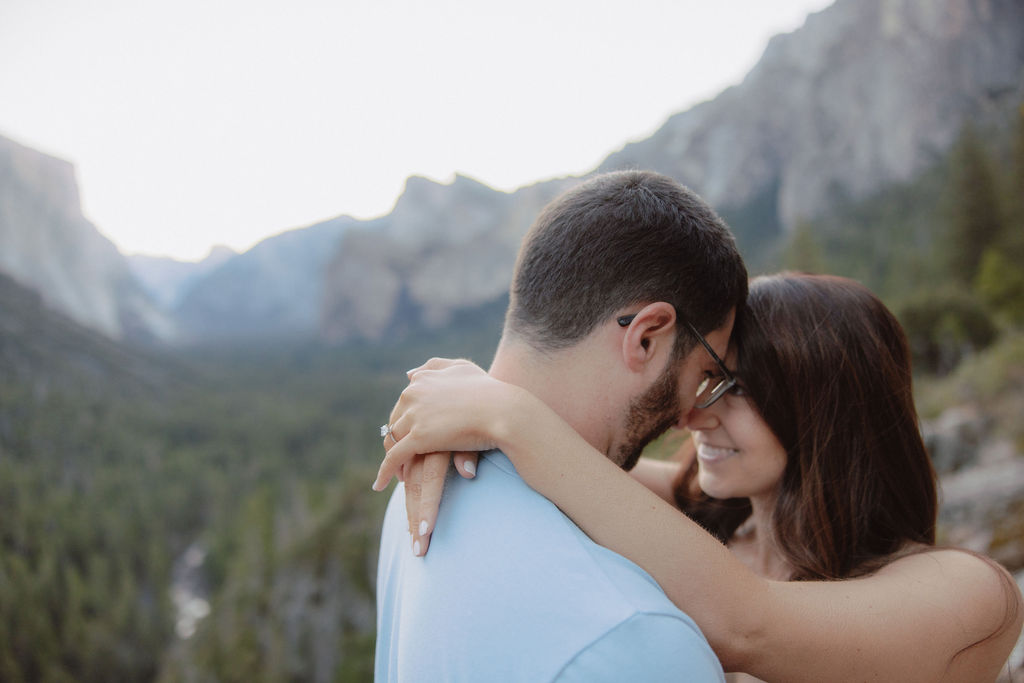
[485,382,539,453]
[494,386,586,487]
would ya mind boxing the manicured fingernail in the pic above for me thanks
[373,466,388,490]
[463,460,476,476]
[413,540,422,556]
[418,520,429,536]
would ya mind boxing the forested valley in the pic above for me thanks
[1,110,1023,681]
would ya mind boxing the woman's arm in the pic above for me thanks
[377,360,1023,681]
[627,457,684,504]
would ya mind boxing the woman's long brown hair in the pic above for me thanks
[675,273,938,580]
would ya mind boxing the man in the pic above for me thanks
[375,170,747,681]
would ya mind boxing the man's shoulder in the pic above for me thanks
[427,450,682,614]
[376,451,721,681]
[556,613,724,682]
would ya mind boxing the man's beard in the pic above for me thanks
[614,360,683,471]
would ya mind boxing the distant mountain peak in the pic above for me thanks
[321,0,1024,344]
[601,0,1024,235]
[0,133,169,341]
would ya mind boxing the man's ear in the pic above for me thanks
[619,302,677,373]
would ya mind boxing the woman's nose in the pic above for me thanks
[684,403,720,431]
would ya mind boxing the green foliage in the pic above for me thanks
[771,161,949,299]
[973,106,1024,325]
[767,104,1024,318]
[944,123,1006,284]
[897,288,998,375]
[915,333,1024,448]
[0,264,511,681]
[1009,104,1024,226]
[3,93,1022,683]
[975,242,1024,325]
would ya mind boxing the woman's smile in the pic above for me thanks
[695,441,739,463]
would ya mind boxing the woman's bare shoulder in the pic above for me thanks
[878,547,1014,590]
[878,548,1023,678]
[877,548,1019,617]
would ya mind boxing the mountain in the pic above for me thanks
[598,0,1024,246]
[8,0,1017,346]
[128,246,236,309]
[319,0,1024,343]
[0,270,187,399]
[172,217,355,342]
[321,174,573,343]
[0,134,169,341]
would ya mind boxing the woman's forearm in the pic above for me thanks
[491,390,767,672]
[385,361,1019,681]
[482,395,1015,682]
[627,457,684,504]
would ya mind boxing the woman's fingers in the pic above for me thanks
[399,452,451,557]
[406,357,473,380]
[374,357,490,491]
[408,451,451,556]
[374,442,406,491]
[453,451,479,479]
[404,456,424,556]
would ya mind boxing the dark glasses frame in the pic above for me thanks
[617,313,736,409]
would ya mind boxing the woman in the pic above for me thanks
[374,273,1023,681]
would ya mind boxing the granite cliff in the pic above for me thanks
[319,0,1024,343]
[4,0,1020,346]
[321,174,573,343]
[600,0,1024,238]
[0,134,169,341]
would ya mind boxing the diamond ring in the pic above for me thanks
[380,423,397,444]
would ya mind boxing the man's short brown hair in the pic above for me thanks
[506,170,747,352]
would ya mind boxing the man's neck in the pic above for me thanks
[488,335,614,456]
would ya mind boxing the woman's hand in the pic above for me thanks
[373,358,523,554]
[374,358,507,486]
[391,450,477,557]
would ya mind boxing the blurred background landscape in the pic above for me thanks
[2,0,1024,680]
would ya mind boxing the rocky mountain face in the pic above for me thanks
[319,0,1024,343]
[600,0,1024,240]
[0,131,352,345]
[0,134,169,341]
[172,217,355,343]
[321,174,574,343]
[5,0,1020,347]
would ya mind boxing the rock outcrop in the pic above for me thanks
[601,0,1024,234]
[321,175,573,343]
[320,0,1024,343]
[0,134,169,340]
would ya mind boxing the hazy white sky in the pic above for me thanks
[1,0,833,261]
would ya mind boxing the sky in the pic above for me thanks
[1,0,834,262]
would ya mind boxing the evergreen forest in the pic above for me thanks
[1,108,1023,681]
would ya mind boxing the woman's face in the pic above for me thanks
[684,352,787,502]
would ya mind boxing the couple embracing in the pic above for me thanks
[372,171,1022,682]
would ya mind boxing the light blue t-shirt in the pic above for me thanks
[375,450,724,682]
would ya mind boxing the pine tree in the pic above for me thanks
[946,123,1004,284]
[975,103,1024,326]
[1010,103,1024,225]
